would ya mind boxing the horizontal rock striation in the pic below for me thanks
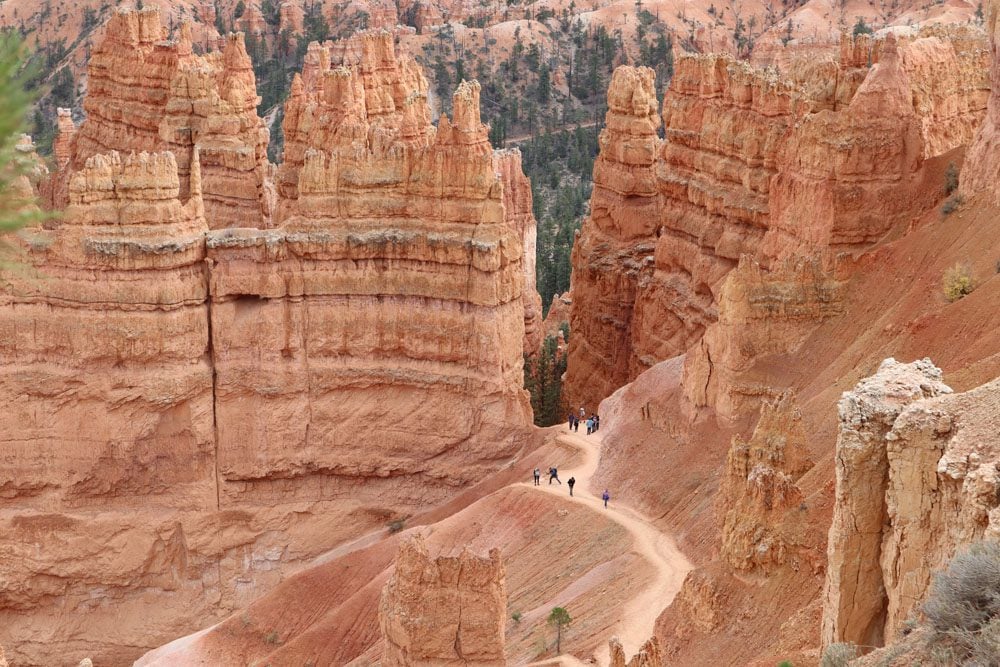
[567,29,989,411]
[1,11,540,666]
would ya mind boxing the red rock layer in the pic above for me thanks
[566,27,989,411]
[66,8,272,229]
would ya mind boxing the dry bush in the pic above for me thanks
[821,642,858,667]
[943,263,975,302]
[923,540,1000,664]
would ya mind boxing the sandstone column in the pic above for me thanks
[821,358,951,651]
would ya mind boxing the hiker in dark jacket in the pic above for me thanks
[568,476,576,496]
[549,467,562,484]
[602,489,610,508]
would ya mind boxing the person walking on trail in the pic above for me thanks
[568,476,576,497]
[574,416,580,432]
[549,467,562,484]
[602,489,610,508]
[533,468,541,486]
[579,407,585,418]
[595,415,600,432]
[586,417,594,435]
[567,413,574,430]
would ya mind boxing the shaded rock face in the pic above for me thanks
[0,10,539,666]
[567,28,989,411]
[68,7,272,229]
[380,535,506,666]
[823,361,1000,653]
[821,358,952,651]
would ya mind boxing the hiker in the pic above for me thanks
[579,406,585,418]
[594,415,600,432]
[568,476,576,497]
[533,467,541,486]
[549,466,562,484]
[572,415,579,432]
[586,417,594,435]
[567,413,574,430]
[602,489,610,508]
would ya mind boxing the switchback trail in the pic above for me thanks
[521,427,693,665]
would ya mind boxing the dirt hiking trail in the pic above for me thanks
[522,427,693,665]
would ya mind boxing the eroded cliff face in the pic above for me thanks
[1,10,540,666]
[380,535,507,666]
[822,359,1000,652]
[567,27,989,411]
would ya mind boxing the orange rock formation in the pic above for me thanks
[1,10,542,665]
[566,27,989,411]
[380,535,507,665]
[70,8,272,228]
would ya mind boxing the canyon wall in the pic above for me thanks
[380,535,507,666]
[0,10,540,666]
[822,359,1000,652]
[567,28,989,411]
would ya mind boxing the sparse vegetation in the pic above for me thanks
[944,162,959,195]
[941,193,965,215]
[263,630,281,645]
[922,540,1000,665]
[512,610,523,623]
[852,17,874,36]
[525,329,569,426]
[387,518,406,533]
[821,642,859,667]
[547,606,572,654]
[942,263,975,302]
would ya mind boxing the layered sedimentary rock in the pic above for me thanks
[2,11,540,665]
[281,31,541,356]
[68,8,272,228]
[567,29,988,410]
[821,361,1000,652]
[0,150,213,509]
[380,535,507,666]
[567,66,660,404]
[207,78,531,491]
[820,358,952,651]
[717,393,814,572]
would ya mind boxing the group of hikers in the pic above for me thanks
[568,406,600,435]
[532,467,611,508]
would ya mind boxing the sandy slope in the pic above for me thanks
[524,428,693,664]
